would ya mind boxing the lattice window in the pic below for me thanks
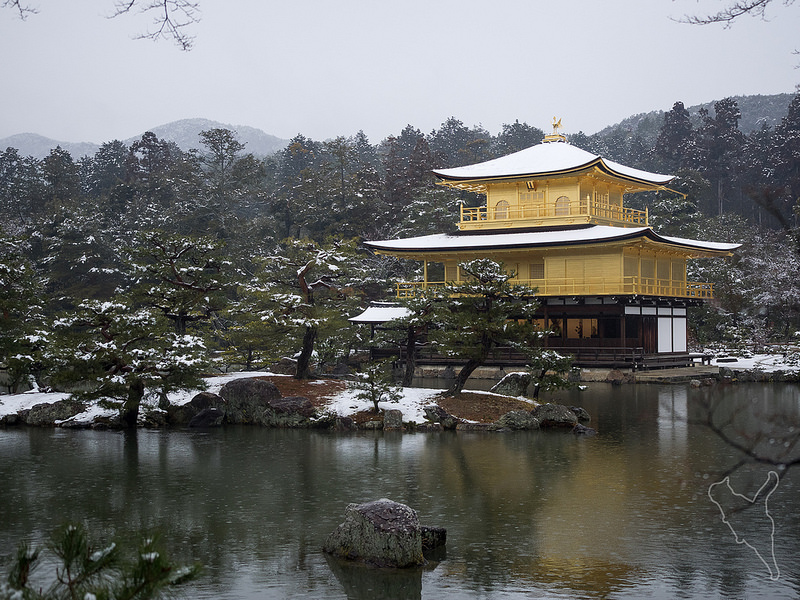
[494,200,509,219]
[528,261,544,279]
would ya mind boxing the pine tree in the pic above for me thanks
[430,259,539,396]
[353,360,402,413]
[0,233,47,393]
[0,523,200,600]
[46,298,208,426]
[242,238,367,379]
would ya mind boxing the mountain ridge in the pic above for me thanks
[1,118,290,160]
[1,92,796,160]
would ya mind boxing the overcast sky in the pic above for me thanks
[1,0,798,145]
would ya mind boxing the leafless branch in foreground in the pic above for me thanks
[112,0,200,51]
[1,0,38,20]
[676,0,795,27]
[2,0,201,50]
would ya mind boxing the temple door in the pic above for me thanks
[642,316,657,353]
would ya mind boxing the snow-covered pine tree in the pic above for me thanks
[430,258,539,396]
[241,237,368,379]
[0,233,48,393]
[47,298,208,426]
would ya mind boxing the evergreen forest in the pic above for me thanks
[2,91,800,401]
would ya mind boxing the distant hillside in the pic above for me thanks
[1,94,795,160]
[124,118,289,156]
[0,119,289,159]
[0,133,100,160]
[596,92,795,143]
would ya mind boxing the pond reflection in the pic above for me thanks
[1,382,799,599]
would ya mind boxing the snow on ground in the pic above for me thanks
[0,371,281,420]
[167,371,280,406]
[2,353,797,423]
[323,386,442,423]
[0,389,70,418]
[710,353,800,373]
[0,371,442,423]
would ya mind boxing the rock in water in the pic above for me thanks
[423,405,461,430]
[323,499,426,567]
[493,410,540,430]
[532,403,578,428]
[188,407,225,428]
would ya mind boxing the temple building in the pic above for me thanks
[360,123,739,369]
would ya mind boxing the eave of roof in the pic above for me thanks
[432,141,674,188]
[349,303,411,324]
[364,225,740,257]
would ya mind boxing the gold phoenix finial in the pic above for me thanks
[544,118,566,143]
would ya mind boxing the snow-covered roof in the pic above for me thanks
[349,303,411,324]
[433,141,674,186]
[365,225,740,256]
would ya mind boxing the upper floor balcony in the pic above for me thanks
[394,277,714,300]
[458,197,649,231]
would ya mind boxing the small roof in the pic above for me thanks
[433,141,674,187]
[349,303,411,324]
[365,225,739,257]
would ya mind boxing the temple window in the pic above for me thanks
[528,260,544,279]
[445,264,458,282]
[494,200,509,219]
[555,196,570,216]
[519,191,544,217]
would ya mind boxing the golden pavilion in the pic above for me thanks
[362,123,739,368]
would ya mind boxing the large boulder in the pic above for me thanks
[489,372,532,397]
[569,406,591,423]
[172,378,319,427]
[25,399,86,426]
[493,410,540,431]
[423,405,462,430]
[265,396,315,427]
[383,409,404,430]
[606,369,633,385]
[219,378,282,424]
[188,407,225,428]
[167,391,222,425]
[323,499,434,568]
[532,403,579,428]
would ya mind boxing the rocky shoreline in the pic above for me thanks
[0,375,594,433]
[2,361,797,431]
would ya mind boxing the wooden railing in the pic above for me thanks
[396,277,713,299]
[460,199,648,226]
[371,345,694,370]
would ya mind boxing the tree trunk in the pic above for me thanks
[446,358,482,396]
[532,368,547,400]
[295,325,317,379]
[121,378,144,429]
[402,327,417,387]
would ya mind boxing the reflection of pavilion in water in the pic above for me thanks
[658,386,688,454]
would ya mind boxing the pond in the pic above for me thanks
[1,382,799,599]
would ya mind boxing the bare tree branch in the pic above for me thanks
[111,0,200,51]
[677,0,796,26]
[1,0,37,19]
[2,0,200,50]
[691,393,800,476]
